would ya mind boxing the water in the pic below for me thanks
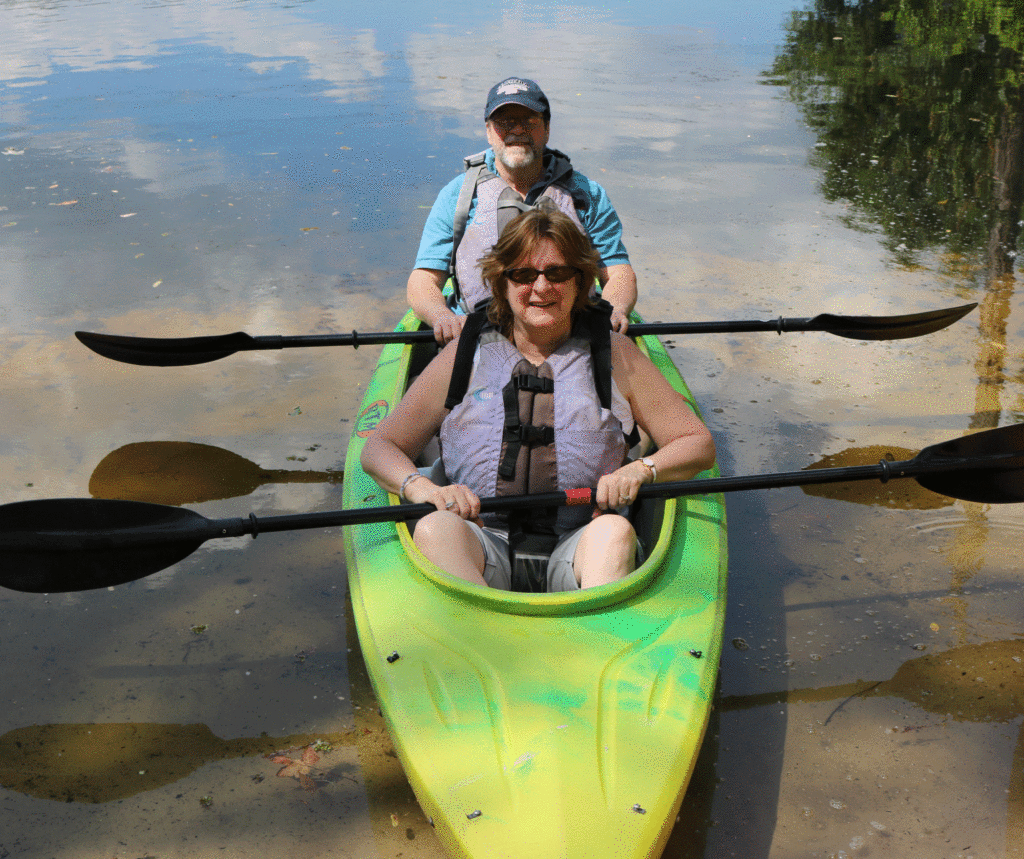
[2,1,1023,857]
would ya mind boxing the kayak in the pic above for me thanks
[341,308,727,859]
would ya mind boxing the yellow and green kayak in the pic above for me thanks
[341,308,727,859]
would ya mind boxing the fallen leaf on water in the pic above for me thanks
[152,280,162,288]
[101,166,114,173]
[120,212,137,218]
[391,813,400,827]
[270,745,321,791]
[49,183,58,189]
[51,200,78,206]
[134,253,144,259]
[301,226,319,231]
[929,622,940,632]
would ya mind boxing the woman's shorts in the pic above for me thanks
[465,521,585,592]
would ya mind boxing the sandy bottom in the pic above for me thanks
[2,278,1023,859]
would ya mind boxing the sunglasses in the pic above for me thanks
[504,265,582,285]
[489,114,545,131]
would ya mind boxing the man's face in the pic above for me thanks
[486,105,549,171]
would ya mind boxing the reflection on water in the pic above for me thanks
[771,0,1023,278]
[90,441,343,505]
[801,444,953,509]
[0,722,354,803]
[721,637,1024,856]
[2,0,1024,857]
[722,637,1024,724]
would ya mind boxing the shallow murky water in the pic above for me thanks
[2,1,1023,857]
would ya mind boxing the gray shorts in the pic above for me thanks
[466,522,585,592]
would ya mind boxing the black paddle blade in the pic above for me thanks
[75,331,258,367]
[809,302,977,340]
[912,422,1024,503]
[0,499,210,592]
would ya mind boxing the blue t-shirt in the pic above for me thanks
[413,149,631,272]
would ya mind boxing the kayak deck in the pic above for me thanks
[342,310,727,859]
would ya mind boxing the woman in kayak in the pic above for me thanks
[361,208,715,590]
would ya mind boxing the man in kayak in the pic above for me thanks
[363,208,713,590]
[407,76,638,344]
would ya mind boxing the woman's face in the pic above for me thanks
[505,238,580,335]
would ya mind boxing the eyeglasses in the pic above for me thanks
[504,266,582,284]
[489,114,544,132]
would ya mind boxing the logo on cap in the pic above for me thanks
[496,79,529,96]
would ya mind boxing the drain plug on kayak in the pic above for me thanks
[467,810,482,820]
[632,804,646,814]
[387,651,400,663]
[689,649,703,658]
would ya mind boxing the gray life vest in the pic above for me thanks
[439,309,637,544]
[450,148,588,312]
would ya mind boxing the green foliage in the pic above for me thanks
[770,0,1023,270]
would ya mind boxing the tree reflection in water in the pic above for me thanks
[770,3,1022,854]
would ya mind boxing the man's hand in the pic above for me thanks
[609,306,630,333]
[599,263,637,334]
[433,310,467,345]
[408,268,465,344]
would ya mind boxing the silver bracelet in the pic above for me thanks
[399,471,425,501]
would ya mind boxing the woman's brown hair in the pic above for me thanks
[479,206,602,338]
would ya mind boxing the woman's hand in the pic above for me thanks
[405,476,482,523]
[595,459,654,511]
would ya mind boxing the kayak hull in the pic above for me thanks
[342,310,727,858]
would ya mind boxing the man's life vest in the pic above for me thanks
[449,149,588,312]
[439,305,640,591]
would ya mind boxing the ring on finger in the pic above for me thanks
[445,500,456,510]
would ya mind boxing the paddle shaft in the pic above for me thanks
[5,444,1020,555]
[186,318,874,348]
[73,303,979,366]
[78,319,851,356]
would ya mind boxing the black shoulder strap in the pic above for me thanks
[581,301,614,410]
[444,303,639,447]
[580,301,642,448]
[443,310,490,411]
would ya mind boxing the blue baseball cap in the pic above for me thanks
[485,78,550,122]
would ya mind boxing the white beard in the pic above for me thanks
[497,144,537,171]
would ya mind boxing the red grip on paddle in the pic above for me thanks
[565,488,593,506]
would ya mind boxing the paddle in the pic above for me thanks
[800,444,953,509]
[74,303,978,366]
[89,441,344,506]
[2,423,1021,594]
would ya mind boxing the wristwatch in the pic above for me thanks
[638,456,657,483]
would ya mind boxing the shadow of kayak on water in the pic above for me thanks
[665,488,789,859]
